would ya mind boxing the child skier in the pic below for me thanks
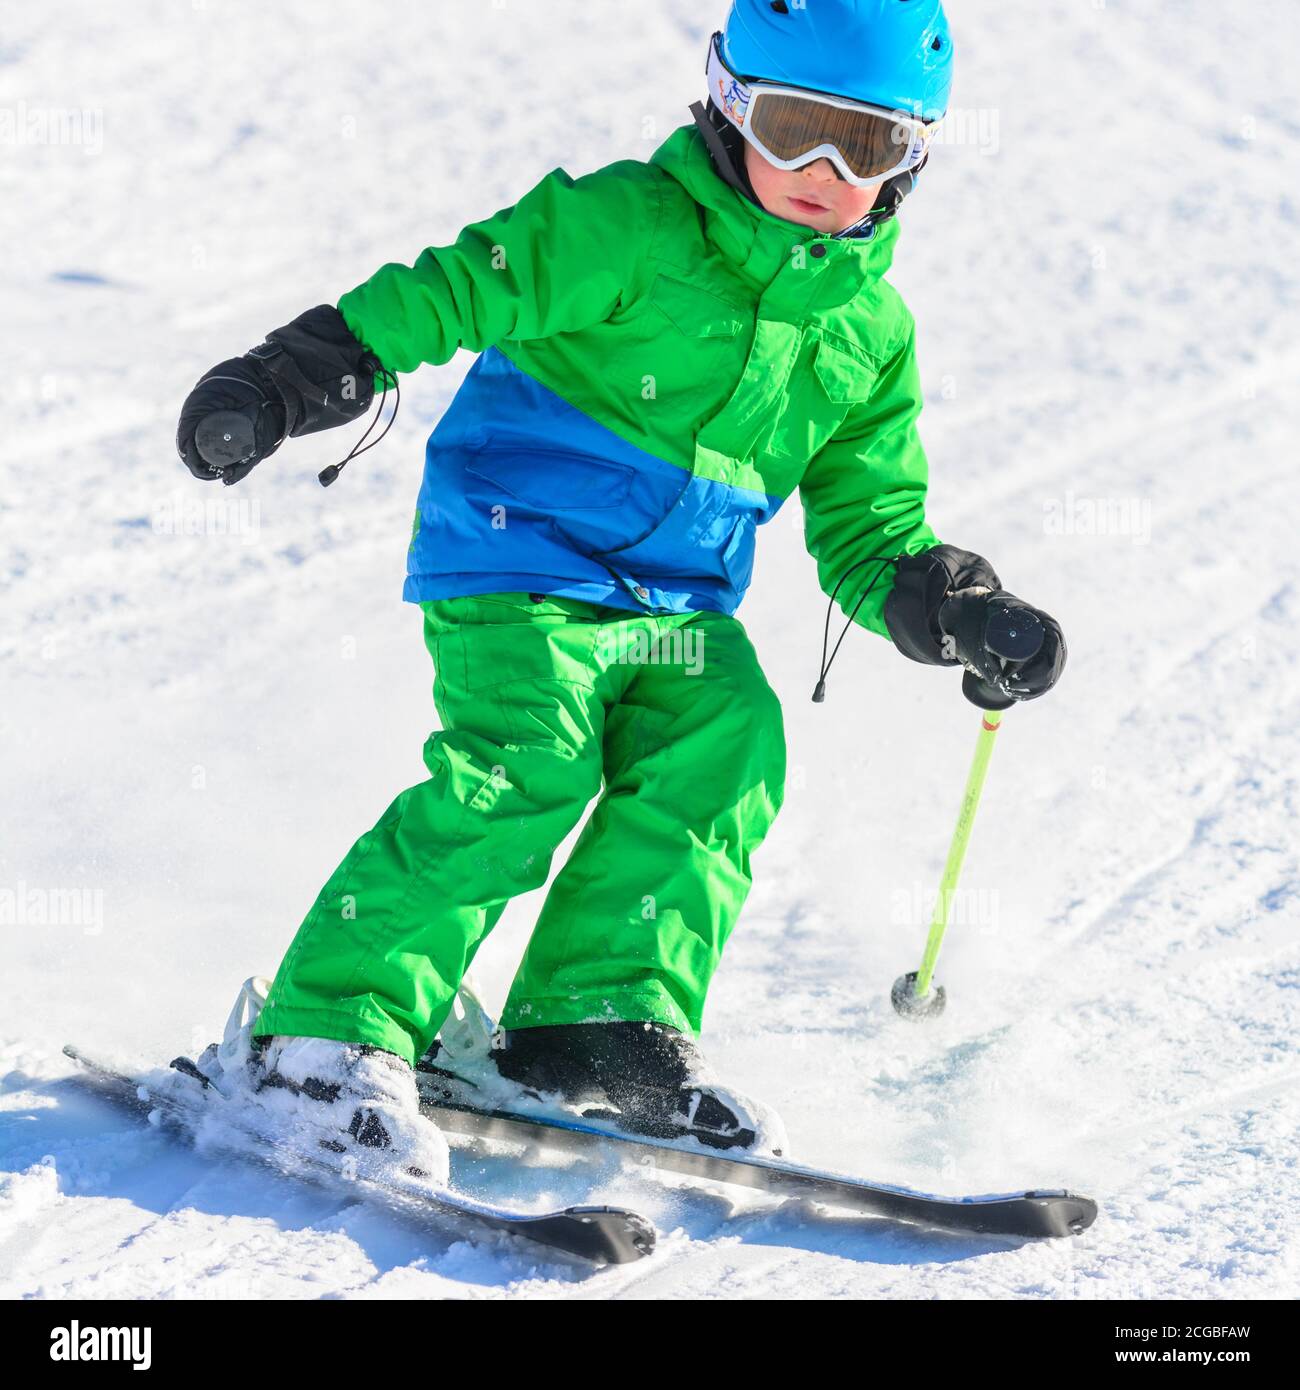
[176,0,1066,1185]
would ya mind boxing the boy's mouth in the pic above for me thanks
[788,195,829,216]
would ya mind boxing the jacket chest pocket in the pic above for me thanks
[649,274,749,339]
[764,337,879,464]
[632,274,751,425]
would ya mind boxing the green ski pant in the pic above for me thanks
[255,593,787,1066]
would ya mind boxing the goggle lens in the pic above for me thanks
[749,92,920,181]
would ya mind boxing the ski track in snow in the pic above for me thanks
[1,0,1297,1299]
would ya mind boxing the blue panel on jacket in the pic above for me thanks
[403,347,783,616]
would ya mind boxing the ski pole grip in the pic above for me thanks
[961,603,1045,711]
[984,605,1045,663]
[194,410,257,469]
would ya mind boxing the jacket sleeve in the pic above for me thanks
[798,320,940,638]
[335,162,656,374]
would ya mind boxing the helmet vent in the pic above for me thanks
[770,1,790,13]
[932,36,943,49]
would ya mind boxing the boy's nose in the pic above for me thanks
[800,157,838,184]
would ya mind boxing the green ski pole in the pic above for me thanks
[891,708,1003,1019]
[891,602,1046,1021]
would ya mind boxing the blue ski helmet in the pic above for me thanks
[720,0,953,122]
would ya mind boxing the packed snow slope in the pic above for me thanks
[2,0,1297,1299]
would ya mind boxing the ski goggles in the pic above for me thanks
[706,32,934,187]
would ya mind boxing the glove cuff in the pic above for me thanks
[884,544,1002,666]
[250,305,379,439]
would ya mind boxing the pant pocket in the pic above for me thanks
[456,619,599,693]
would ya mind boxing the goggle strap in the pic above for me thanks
[689,99,756,202]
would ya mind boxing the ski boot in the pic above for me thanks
[491,1021,787,1156]
[194,977,450,1189]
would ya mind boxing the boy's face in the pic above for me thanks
[744,143,884,236]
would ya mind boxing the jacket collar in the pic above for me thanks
[650,125,900,292]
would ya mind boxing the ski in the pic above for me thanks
[415,1070,1098,1240]
[62,1045,655,1266]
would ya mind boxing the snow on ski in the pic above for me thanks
[415,1072,1098,1241]
[62,1046,655,1266]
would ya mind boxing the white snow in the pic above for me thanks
[2,0,1297,1299]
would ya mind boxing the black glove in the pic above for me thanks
[177,305,380,485]
[884,544,1066,709]
[938,588,1067,709]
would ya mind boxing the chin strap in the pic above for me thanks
[834,154,929,240]
[691,98,927,241]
